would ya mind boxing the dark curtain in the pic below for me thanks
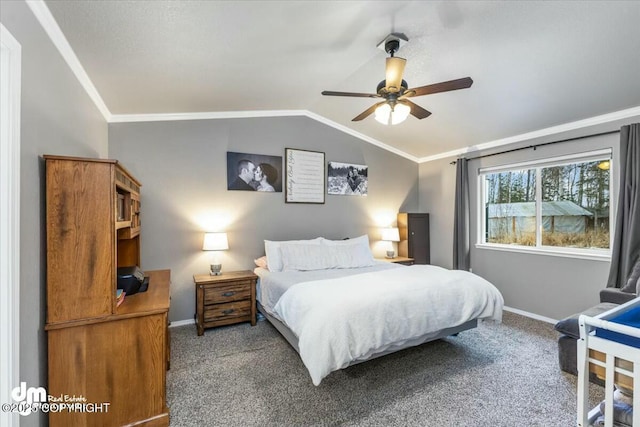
[453,157,470,270]
[607,123,640,288]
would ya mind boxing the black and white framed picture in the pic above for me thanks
[226,151,283,192]
[285,148,325,204]
[327,161,368,196]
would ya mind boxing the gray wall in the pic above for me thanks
[419,117,640,320]
[109,117,419,322]
[1,2,108,426]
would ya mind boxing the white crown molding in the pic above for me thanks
[110,109,420,162]
[109,110,307,123]
[26,0,111,121]
[417,106,640,163]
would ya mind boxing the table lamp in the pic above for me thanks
[202,232,229,275]
[381,227,400,258]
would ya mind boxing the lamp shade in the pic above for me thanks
[381,227,400,242]
[202,232,229,251]
[375,102,410,125]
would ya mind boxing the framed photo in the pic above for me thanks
[227,151,283,192]
[327,161,368,196]
[285,148,325,204]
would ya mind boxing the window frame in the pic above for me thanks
[476,148,613,261]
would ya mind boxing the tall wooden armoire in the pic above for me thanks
[44,155,170,427]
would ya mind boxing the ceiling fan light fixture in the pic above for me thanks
[375,102,410,125]
[322,33,472,123]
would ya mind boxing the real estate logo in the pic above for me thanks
[7,382,46,415]
[2,382,110,416]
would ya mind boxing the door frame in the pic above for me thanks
[0,23,21,427]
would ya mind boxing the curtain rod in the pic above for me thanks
[449,129,620,165]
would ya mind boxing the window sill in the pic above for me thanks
[474,243,611,262]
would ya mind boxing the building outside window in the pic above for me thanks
[479,150,611,256]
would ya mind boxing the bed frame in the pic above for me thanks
[257,301,478,368]
[577,298,640,427]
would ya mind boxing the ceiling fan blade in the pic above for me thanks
[404,100,432,119]
[322,90,380,98]
[404,77,473,98]
[352,102,385,122]
[385,57,406,92]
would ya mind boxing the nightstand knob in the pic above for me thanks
[222,309,234,315]
[222,291,235,297]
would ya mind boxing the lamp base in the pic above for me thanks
[210,264,222,276]
[385,250,396,259]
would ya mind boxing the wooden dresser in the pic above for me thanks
[44,155,169,426]
[193,270,257,335]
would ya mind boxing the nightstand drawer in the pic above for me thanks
[204,281,251,304]
[204,300,251,322]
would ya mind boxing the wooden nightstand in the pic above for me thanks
[376,256,414,266]
[193,270,257,336]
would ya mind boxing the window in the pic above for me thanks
[479,150,611,257]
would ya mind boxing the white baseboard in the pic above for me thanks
[503,305,557,324]
[169,318,195,328]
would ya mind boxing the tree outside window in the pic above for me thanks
[482,157,610,251]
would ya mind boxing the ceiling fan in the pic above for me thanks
[321,34,473,125]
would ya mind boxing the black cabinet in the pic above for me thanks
[398,213,430,264]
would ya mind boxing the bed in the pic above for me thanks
[254,235,504,385]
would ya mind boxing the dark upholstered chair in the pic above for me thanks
[554,258,640,376]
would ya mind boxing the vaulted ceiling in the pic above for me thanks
[44,0,640,160]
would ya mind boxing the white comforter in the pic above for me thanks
[273,265,504,385]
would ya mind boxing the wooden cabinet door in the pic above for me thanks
[408,214,430,264]
[48,314,168,427]
[46,159,114,323]
[398,213,430,265]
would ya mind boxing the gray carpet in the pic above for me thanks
[167,312,604,426]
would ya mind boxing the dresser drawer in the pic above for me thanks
[204,300,251,322]
[204,281,251,304]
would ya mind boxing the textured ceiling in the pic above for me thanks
[44,0,640,159]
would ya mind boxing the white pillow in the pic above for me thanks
[321,234,369,246]
[280,241,376,271]
[320,235,371,253]
[280,244,338,271]
[264,238,322,272]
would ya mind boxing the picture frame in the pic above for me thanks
[327,161,368,196]
[285,148,325,204]
[226,151,283,192]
